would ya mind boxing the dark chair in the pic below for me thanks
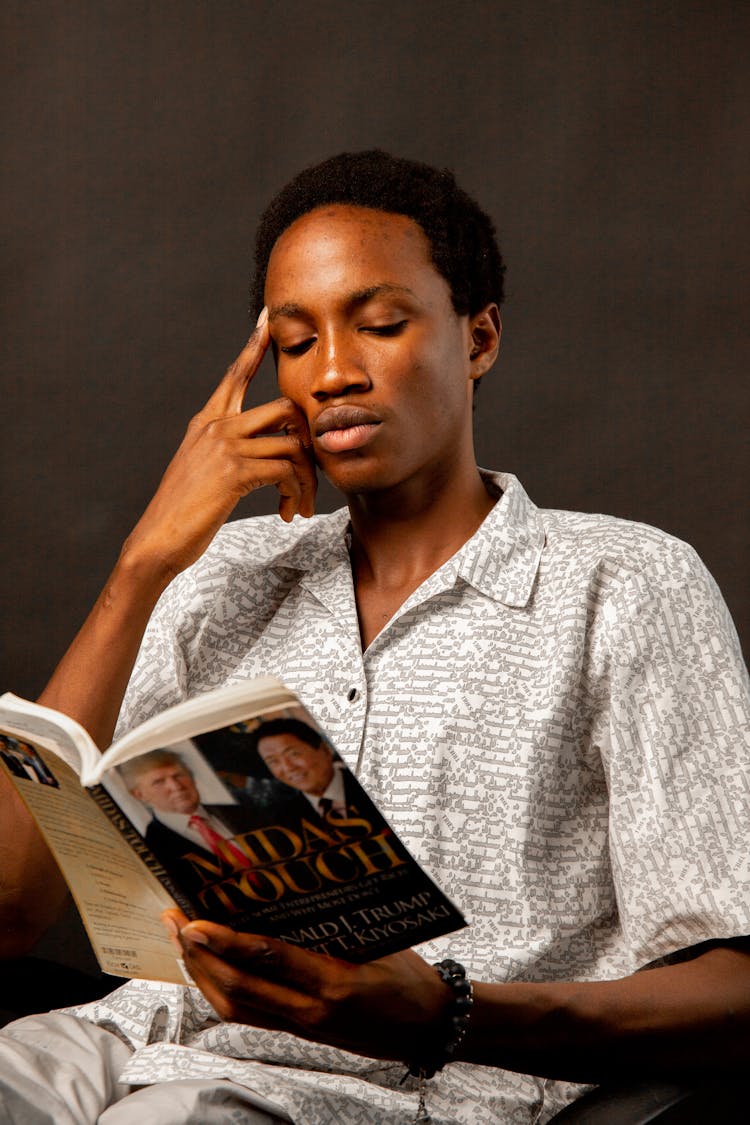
[549,1077,747,1123]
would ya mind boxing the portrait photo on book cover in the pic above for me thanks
[100,705,418,946]
[0,734,60,788]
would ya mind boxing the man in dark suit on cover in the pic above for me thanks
[119,750,251,894]
[250,718,385,834]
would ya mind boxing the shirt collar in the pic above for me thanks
[269,509,354,620]
[454,470,545,607]
[302,762,347,811]
[268,471,544,612]
[154,805,216,834]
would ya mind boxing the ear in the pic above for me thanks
[468,304,501,380]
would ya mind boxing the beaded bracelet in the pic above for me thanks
[407,957,474,1079]
[404,959,474,1122]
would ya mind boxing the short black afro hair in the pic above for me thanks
[250,150,505,319]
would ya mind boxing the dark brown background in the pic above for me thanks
[3,0,748,702]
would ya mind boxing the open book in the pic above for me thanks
[0,678,465,984]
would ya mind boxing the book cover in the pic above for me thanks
[103,699,466,962]
[0,682,466,978]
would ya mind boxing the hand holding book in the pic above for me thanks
[163,906,452,1063]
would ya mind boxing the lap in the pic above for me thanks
[99,1079,291,1124]
[0,1013,290,1124]
[0,1012,131,1125]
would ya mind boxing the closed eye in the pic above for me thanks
[361,320,408,337]
[279,338,315,356]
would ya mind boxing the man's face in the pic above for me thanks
[131,763,200,815]
[265,204,479,496]
[257,733,334,796]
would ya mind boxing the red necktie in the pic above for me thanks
[188,814,252,870]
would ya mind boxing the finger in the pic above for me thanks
[177,927,336,1033]
[181,941,317,1031]
[281,404,314,453]
[229,433,311,464]
[223,396,310,441]
[274,431,317,508]
[281,406,317,518]
[231,433,316,518]
[180,922,337,991]
[223,399,316,517]
[161,908,192,955]
[163,907,191,930]
[231,457,303,521]
[203,308,270,418]
[212,421,313,521]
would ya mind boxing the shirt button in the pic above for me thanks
[347,688,359,702]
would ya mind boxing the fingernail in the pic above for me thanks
[247,943,272,957]
[162,915,179,938]
[256,306,268,329]
[182,927,210,947]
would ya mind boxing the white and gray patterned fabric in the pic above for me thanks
[11,470,750,1123]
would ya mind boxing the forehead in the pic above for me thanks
[264,205,449,309]
[138,763,188,782]
[258,733,317,756]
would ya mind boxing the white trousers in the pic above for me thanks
[0,1013,291,1124]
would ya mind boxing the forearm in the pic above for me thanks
[0,774,69,956]
[462,943,750,1082]
[38,543,173,748]
[1,545,171,951]
[4,319,304,949]
[37,319,311,750]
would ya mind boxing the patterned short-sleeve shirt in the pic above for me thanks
[76,471,750,1124]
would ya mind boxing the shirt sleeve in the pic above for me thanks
[113,568,199,740]
[599,537,750,968]
[112,515,294,740]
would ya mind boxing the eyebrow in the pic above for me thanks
[268,283,417,323]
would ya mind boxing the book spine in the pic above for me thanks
[87,783,198,920]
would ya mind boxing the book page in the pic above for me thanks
[95,677,296,781]
[0,736,185,984]
[0,694,95,775]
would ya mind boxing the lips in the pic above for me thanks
[314,405,382,454]
[314,405,381,436]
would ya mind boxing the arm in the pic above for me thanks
[38,313,313,745]
[0,773,69,957]
[2,313,316,953]
[165,914,750,1083]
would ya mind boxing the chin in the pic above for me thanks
[320,459,404,497]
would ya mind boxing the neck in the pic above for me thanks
[346,459,497,590]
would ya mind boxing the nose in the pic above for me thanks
[309,331,371,402]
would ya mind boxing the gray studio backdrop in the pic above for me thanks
[3,0,749,707]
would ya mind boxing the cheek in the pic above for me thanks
[378,341,429,397]
[275,360,308,408]
[397,328,461,391]
[393,348,462,419]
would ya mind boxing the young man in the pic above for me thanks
[1,151,749,1124]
